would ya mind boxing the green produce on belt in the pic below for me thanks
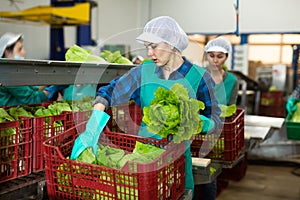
[290,102,300,122]
[65,44,107,63]
[8,106,34,120]
[48,101,72,116]
[100,50,133,64]
[69,96,94,112]
[142,83,205,143]
[219,104,237,118]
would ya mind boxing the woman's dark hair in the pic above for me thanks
[2,37,23,58]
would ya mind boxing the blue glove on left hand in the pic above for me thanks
[44,85,68,100]
[200,115,215,133]
[70,110,110,160]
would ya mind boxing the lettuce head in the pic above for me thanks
[142,83,205,143]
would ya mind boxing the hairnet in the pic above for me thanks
[0,32,23,58]
[132,55,144,63]
[205,36,231,53]
[136,16,188,52]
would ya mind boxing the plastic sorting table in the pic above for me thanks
[245,115,300,163]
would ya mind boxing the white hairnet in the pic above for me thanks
[136,16,188,52]
[0,32,23,58]
[205,36,231,53]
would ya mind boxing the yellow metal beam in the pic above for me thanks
[0,2,90,25]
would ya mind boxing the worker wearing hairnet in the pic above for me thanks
[204,36,238,106]
[193,37,239,200]
[132,55,144,65]
[0,32,66,106]
[70,16,221,196]
[286,83,300,116]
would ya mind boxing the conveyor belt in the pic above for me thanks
[0,171,45,199]
[0,59,134,86]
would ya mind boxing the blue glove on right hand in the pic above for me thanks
[200,115,215,133]
[70,110,110,160]
[44,85,68,100]
[286,97,297,115]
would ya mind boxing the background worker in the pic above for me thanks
[204,36,239,106]
[70,16,222,197]
[194,36,239,200]
[131,55,144,65]
[0,32,65,106]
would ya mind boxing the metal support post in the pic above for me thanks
[291,44,300,89]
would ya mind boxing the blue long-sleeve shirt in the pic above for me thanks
[94,57,221,132]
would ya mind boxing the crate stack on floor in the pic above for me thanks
[191,108,246,198]
[0,100,92,198]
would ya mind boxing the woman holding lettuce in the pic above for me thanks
[70,16,222,197]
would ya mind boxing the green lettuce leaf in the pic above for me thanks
[142,83,205,143]
[219,104,237,118]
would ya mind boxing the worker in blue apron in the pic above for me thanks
[70,16,221,198]
[204,36,238,106]
[137,60,213,194]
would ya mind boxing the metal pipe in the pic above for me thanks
[234,0,240,36]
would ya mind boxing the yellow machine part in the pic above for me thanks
[0,2,90,25]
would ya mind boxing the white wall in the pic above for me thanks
[95,0,146,56]
[149,0,300,34]
[150,0,236,34]
[240,0,300,33]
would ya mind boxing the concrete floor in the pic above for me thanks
[217,162,300,200]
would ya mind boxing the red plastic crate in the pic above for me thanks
[107,103,143,135]
[191,108,245,162]
[32,105,91,172]
[0,117,32,183]
[43,122,185,200]
[259,91,285,117]
[65,110,92,129]
[32,113,69,172]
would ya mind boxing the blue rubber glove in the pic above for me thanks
[44,85,69,100]
[70,110,110,160]
[286,97,297,115]
[200,115,215,133]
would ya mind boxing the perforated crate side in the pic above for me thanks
[107,103,143,135]
[191,108,245,162]
[43,124,185,200]
[32,113,69,172]
[0,117,33,183]
[65,110,92,129]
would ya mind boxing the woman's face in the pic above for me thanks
[145,42,175,67]
[5,40,26,59]
[206,52,227,71]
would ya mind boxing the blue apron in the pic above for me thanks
[139,61,205,195]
